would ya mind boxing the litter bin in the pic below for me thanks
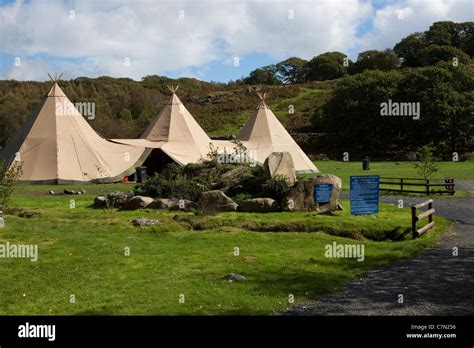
[135,166,148,183]
[362,157,370,170]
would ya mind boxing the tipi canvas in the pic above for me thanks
[0,75,148,184]
[239,92,318,173]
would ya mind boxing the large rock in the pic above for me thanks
[263,152,296,185]
[197,190,238,214]
[238,198,278,213]
[93,196,108,209]
[148,198,175,209]
[281,175,342,212]
[215,166,253,193]
[107,190,134,208]
[132,218,160,227]
[122,196,154,210]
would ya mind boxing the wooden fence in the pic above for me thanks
[411,199,435,239]
[379,177,455,195]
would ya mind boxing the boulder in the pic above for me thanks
[197,190,238,214]
[238,198,278,213]
[148,198,175,209]
[170,199,197,211]
[281,175,342,212]
[107,190,134,208]
[263,152,296,185]
[215,166,253,192]
[122,196,154,210]
[132,218,160,227]
[93,196,108,209]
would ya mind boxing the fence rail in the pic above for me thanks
[379,177,455,195]
[411,199,435,239]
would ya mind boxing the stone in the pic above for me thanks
[197,190,238,214]
[148,198,175,209]
[313,153,330,161]
[224,273,246,282]
[336,200,345,211]
[107,190,134,208]
[263,152,296,185]
[215,166,253,193]
[132,218,160,227]
[93,196,108,209]
[64,189,75,195]
[170,199,197,211]
[48,190,55,195]
[122,196,154,210]
[238,198,278,213]
[281,174,342,212]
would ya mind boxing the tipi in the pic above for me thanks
[0,74,148,184]
[112,85,214,166]
[238,92,318,173]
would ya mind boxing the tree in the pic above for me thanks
[322,70,404,155]
[417,45,471,66]
[244,66,280,85]
[275,57,308,83]
[303,52,349,81]
[413,146,439,179]
[0,160,23,212]
[393,32,427,67]
[350,49,400,74]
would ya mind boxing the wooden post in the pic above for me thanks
[400,178,404,193]
[428,201,433,223]
[426,179,430,195]
[411,206,417,239]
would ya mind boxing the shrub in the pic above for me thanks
[135,173,207,201]
[413,145,439,179]
[0,160,23,212]
[262,174,291,200]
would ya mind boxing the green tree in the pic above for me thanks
[413,146,439,179]
[244,66,280,85]
[417,45,471,66]
[304,52,349,81]
[350,49,400,74]
[275,57,308,83]
[394,32,427,67]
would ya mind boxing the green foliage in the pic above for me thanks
[244,66,280,85]
[135,172,206,201]
[417,45,471,66]
[262,174,291,200]
[350,49,400,74]
[303,52,349,81]
[413,146,440,179]
[0,160,23,212]
[275,57,308,83]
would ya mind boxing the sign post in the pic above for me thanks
[350,175,379,215]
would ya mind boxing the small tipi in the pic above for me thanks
[239,92,318,173]
[0,74,148,184]
[112,85,213,166]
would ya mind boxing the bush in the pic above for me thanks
[0,160,23,212]
[135,173,207,201]
[262,174,291,200]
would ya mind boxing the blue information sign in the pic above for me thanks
[314,184,333,204]
[350,175,379,215]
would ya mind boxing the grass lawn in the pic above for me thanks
[300,160,474,193]
[0,182,451,315]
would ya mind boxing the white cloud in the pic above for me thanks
[0,0,471,81]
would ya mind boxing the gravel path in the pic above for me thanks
[285,181,474,315]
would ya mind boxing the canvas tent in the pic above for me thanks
[112,86,217,166]
[0,74,149,184]
[238,92,318,173]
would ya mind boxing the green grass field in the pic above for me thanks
[0,177,452,315]
[301,161,474,193]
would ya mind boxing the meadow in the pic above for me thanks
[0,169,454,315]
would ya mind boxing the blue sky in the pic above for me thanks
[0,0,472,82]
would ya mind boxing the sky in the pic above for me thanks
[0,0,472,82]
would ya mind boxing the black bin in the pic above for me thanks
[135,166,148,183]
[362,157,370,171]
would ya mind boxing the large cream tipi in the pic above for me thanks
[112,86,216,165]
[238,92,318,173]
[0,75,148,184]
